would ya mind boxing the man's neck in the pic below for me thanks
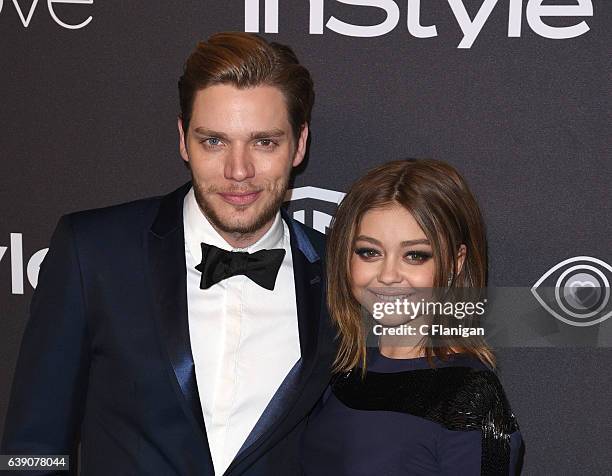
[212,218,276,250]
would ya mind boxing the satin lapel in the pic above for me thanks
[145,183,212,466]
[227,213,323,473]
[290,218,322,367]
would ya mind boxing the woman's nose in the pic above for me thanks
[377,258,403,285]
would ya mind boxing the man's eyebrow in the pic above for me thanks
[193,128,230,141]
[250,129,286,140]
[192,128,286,141]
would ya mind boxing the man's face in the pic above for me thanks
[179,84,308,237]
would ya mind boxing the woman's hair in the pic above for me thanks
[327,159,495,373]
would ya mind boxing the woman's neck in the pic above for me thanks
[378,343,425,359]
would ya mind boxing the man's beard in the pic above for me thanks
[192,175,289,236]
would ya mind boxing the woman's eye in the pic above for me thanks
[405,251,432,263]
[355,248,380,259]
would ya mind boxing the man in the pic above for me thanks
[2,32,336,475]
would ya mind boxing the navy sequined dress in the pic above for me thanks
[301,348,522,475]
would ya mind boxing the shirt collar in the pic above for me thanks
[183,187,285,263]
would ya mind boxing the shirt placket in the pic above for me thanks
[210,274,245,473]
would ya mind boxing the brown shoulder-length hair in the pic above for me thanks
[178,32,314,142]
[327,159,495,373]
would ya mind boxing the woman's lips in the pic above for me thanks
[218,191,261,206]
[369,289,415,302]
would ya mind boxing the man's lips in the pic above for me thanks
[217,191,261,206]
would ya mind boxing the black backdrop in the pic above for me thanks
[1,1,611,473]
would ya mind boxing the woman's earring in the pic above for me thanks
[447,272,454,287]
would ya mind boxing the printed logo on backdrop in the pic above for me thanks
[284,186,345,234]
[0,0,93,29]
[245,0,593,48]
[532,256,612,327]
[0,233,48,295]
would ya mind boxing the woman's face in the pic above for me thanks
[350,203,466,327]
[350,204,436,320]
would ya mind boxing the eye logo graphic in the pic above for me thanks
[284,186,345,234]
[531,256,612,327]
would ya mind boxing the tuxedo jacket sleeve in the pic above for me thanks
[2,215,89,472]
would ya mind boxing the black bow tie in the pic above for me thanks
[195,243,286,291]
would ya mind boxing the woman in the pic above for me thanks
[302,159,522,475]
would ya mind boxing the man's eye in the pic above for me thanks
[355,248,380,259]
[201,137,222,147]
[405,251,432,263]
[256,139,277,148]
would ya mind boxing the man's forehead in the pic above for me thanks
[192,84,286,110]
[190,83,290,131]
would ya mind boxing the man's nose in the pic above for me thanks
[224,144,255,182]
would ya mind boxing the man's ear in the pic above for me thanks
[456,244,467,275]
[178,116,189,163]
[292,123,309,167]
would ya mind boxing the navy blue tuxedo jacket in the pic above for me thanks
[1,183,337,475]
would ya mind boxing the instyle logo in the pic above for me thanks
[0,0,93,29]
[245,0,593,48]
[284,186,345,234]
[0,233,48,295]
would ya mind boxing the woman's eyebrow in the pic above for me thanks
[400,239,430,246]
[354,236,430,247]
[354,235,381,246]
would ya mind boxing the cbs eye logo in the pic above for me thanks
[531,256,612,327]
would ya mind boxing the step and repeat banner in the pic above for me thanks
[1,1,610,473]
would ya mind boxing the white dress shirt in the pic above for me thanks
[183,188,301,475]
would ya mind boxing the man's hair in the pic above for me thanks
[178,32,314,141]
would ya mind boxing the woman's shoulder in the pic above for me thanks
[332,359,518,434]
[442,366,518,430]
